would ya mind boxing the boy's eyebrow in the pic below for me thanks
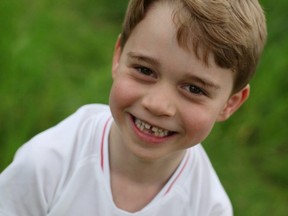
[183,74,221,90]
[127,51,160,68]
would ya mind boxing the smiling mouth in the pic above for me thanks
[133,117,174,138]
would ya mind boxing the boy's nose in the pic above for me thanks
[141,84,176,117]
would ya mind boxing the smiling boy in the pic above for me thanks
[0,0,267,215]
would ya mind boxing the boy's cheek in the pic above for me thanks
[186,114,216,143]
[176,105,215,146]
[109,78,140,107]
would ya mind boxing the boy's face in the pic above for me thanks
[109,2,249,162]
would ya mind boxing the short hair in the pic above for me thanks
[120,0,267,93]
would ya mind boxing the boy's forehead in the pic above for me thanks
[125,3,182,56]
[131,2,185,49]
[139,1,213,66]
[124,1,220,70]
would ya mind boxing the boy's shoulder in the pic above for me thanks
[9,104,110,176]
[75,104,111,119]
[19,103,111,160]
[12,102,112,183]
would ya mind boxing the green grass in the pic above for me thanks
[0,0,287,215]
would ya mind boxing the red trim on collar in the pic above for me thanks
[101,117,112,171]
[164,152,190,195]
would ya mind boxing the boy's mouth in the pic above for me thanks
[133,117,174,138]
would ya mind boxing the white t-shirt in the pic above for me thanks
[0,104,233,216]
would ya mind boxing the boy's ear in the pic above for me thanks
[112,35,122,79]
[217,85,250,122]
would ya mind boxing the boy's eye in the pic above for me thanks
[183,84,206,96]
[135,67,154,77]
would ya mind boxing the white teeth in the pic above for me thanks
[134,118,169,138]
[151,127,158,132]
[144,123,151,129]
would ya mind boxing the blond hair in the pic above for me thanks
[120,0,267,93]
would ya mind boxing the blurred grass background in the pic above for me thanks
[0,0,287,215]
